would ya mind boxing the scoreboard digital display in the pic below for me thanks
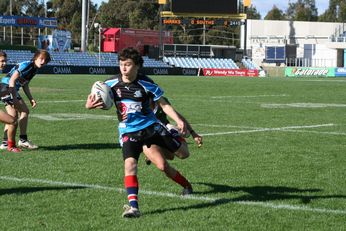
[171,0,239,14]
[163,18,243,26]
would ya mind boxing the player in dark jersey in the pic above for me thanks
[144,96,203,162]
[86,47,192,218]
[0,50,51,152]
[0,51,16,125]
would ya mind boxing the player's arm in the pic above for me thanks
[176,111,203,147]
[22,83,36,108]
[8,71,20,106]
[85,93,104,109]
[157,97,187,135]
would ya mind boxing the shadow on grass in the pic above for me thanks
[38,143,121,151]
[146,182,346,215]
[0,186,88,196]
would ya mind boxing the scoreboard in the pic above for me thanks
[171,0,239,14]
[163,18,243,26]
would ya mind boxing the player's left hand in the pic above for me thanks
[85,94,104,109]
[30,99,37,108]
[193,135,203,147]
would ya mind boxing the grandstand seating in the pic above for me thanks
[241,58,261,70]
[5,50,241,69]
[4,50,171,68]
[163,56,239,69]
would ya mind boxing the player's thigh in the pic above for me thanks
[0,110,15,124]
[5,104,18,117]
[15,99,29,114]
[143,145,167,171]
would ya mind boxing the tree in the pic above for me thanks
[98,0,159,29]
[287,0,318,21]
[246,5,261,19]
[264,5,286,20]
[319,0,346,22]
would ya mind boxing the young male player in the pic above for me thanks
[0,51,16,125]
[0,49,51,152]
[86,47,192,218]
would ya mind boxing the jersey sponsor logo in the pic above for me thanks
[122,135,129,143]
[117,101,142,114]
[116,88,121,97]
[134,90,142,98]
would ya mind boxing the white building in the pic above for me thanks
[242,19,346,67]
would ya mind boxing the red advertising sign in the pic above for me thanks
[203,68,259,77]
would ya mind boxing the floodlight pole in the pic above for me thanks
[243,6,248,57]
[10,0,13,45]
[159,4,163,58]
[81,0,87,52]
[98,25,101,66]
[95,23,102,66]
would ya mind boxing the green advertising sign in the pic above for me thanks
[285,67,335,77]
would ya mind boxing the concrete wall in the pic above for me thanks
[243,20,346,67]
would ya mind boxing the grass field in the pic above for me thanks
[0,74,345,230]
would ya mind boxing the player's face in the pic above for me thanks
[119,59,139,82]
[34,55,47,68]
[0,56,7,70]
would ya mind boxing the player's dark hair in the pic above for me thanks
[118,47,144,68]
[32,49,51,64]
[0,50,7,58]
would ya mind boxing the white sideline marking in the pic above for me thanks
[1,176,345,215]
[288,130,346,136]
[212,94,288,99]
[31,113,115,121]
[39,100,85,103]
[262,103,346,108]
[201,124,335,136]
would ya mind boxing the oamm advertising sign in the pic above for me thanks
[285,67,335,77]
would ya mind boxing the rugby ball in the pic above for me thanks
[91,81,113,110]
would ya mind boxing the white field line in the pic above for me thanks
[31,113,115,121]
[211,94,288,99]
[39,100,85,103]
[1,176,345,215]
[261,103,346,108]
[200,124,335,136]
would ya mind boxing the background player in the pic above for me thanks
[0,51,16,125]
[0,50,51,152]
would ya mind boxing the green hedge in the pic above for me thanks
[0,44,37,52]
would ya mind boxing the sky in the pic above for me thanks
[248,0,329,17]
[93,0,330,17]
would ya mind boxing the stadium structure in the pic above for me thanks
[1,0,346,78]
[244,19,346,68]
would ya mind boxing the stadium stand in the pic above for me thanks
[241,58,261,70]
[4,50,171,67]
[163,56,239,69]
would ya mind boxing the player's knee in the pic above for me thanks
[155,160,169,172]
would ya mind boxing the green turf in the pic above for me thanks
[0,75,345,230]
